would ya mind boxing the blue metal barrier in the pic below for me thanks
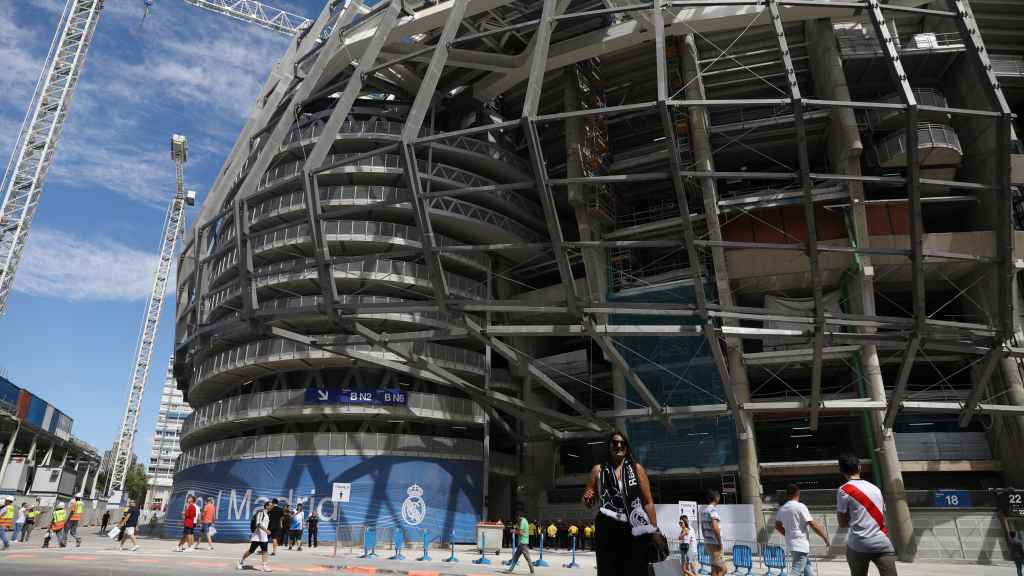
[443,531,458,563]
[731,544,753,575]
[762,544,788,576]
[563,535,580,568]
[417,530,432,562]
[472,533,491,565]
[389,528,405,560]
[533,533,549,567]
[697,542,711,575]
[360,527,378,559]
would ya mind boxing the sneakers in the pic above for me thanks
[132,546,139,552]
[260,564,273,572]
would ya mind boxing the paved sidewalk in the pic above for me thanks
[0,532,1017,575]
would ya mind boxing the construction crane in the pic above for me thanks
[0,0,309,318]
[106,135,195,501]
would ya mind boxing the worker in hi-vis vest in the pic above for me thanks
[47,503,68,548]
[0,495,15,550]
[65,496,84,547]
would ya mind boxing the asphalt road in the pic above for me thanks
[1,531,1019,575]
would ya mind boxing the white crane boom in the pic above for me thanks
[0,0,103,316]
[107,135,194,499]
[181,0,310,35]
[0,0,308,319]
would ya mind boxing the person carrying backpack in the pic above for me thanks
[238,500,273,572]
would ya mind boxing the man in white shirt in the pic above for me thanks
[836,453,897,576]
[238,500,273,572]
[775,484,830,576]
[701,489,724,576]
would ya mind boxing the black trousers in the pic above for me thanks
[308,527,318,547]
[594,514,653,576]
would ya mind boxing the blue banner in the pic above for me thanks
[304,388,407,405]
[163,455,481,542]
[933,490,971,508]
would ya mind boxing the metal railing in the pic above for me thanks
[192,337,485,390]
[182,389,486,437]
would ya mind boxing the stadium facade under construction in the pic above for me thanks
[171,0,1024,555]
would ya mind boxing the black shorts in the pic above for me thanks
[182,526,195,536]
[248,541,269,554]
[272,529,286,543]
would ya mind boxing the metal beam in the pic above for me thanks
[398,0,469,307]
[521,0,579,315]
[463,316,608,431]
[882,334,921,431]
[768,0,825,430]
[959,347,1005,427]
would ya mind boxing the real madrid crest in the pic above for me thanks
[402,484,427,526]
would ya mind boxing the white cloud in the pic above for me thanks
[13,228,176,301]
[0,0,291,207]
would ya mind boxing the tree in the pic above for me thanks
[125,464,149,505]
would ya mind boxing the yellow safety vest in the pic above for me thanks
[27,510,39,522]
[51,508,67,531]
[584,526,593,538]
[0,505,13,528]
[70,501,84,521]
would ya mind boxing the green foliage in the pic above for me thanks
[125,463,148,505]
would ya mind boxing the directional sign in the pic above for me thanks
[996,489,1024,518]
[933,490,971,508]
[305,388,407,406]
[332,482,352,503]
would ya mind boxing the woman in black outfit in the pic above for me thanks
[582,430,664,575]
[307,510,319,548]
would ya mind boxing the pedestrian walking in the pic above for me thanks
[775,484,830,576]
[1009,530,1023,576]
[0,496,14,550]
[12,502,27,543]
[21,505,38,543]
[836,453,898,576]
[201,496,216,550]
[238,500,273,572]
[307,509,319,548]
[100,509,110,535]
[65,495,84,547]
[175,494,199,552]
[582,430,664,576]
[268,499,284,556]
[119,500,140,552]
[503,504,535,574]
[46,502,68,548]
[288,503,304,550]
[679,515,696,576]
[702,490,725,576]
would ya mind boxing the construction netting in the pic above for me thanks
[608,282,737,471]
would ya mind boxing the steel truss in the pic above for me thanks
[176,0,1022,447]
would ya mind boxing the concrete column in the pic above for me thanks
[864,347,917,561]
[0,421,20,486]
[805,19,915,560]
[78,465,91,497]
[682,33,765,536]
[89,464,101,500]
[26,434,37,463]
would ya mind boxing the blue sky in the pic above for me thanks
[0,0,323,463]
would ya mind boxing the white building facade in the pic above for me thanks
[144,361,191,512]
